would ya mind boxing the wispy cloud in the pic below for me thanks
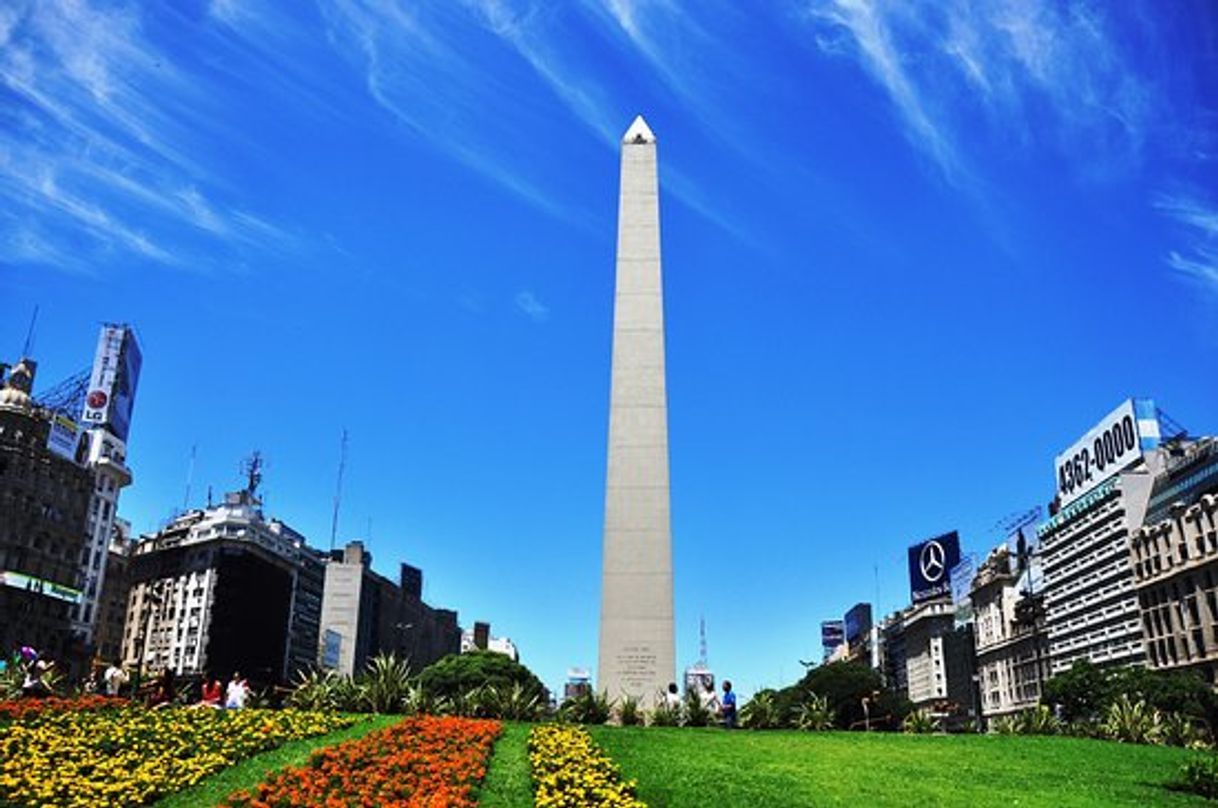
[0,1,295,272]
[799,0,1153,182]
[1156,191,1218,289]
[514,290,550,322]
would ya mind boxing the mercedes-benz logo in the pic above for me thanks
[920,540,946,583]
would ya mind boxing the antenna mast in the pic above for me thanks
[329,428,348,552]
[698,616,708,666]
[183,444,197,510]
[22,305,38,357]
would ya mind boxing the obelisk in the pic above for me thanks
[598,115,674,707]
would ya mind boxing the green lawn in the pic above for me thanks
[582,726,1210,808]
[151,713,400,808]
[480,722,534,808]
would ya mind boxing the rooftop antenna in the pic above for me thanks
[698,615,708,667]
[22,305,38,358]
[329,428,348,552]
[206,485,214,508]
[183,444,197,510]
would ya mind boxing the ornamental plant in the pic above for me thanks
[221,715,501,808]
[0,703,353,807]
[529,724,646,808]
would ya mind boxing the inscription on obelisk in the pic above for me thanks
[597,115,675,707]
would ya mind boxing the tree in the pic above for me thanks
[774,661,910,730]
[1042,660,1110,722]
[416,651,546,704]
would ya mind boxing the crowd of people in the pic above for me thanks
[10,646,252,710]
[664,677,737,728]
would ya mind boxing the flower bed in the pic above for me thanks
[528,724,646,808]
[220,715,501,808]
[0,704,354,807]
[0,695,126,722]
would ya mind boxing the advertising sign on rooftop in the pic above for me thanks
[821,620,845,651]
[908,531,961,603]
[81,324,142,443]
[1055,398,1160,507]
[844,602,872,644]
[46,413,83,463]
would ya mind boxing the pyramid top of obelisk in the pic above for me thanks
[622,114,656,145]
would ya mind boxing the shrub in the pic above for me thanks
[1160,712,1210,749]
[741,689,781,730]
[617,693,643,726]
[1179,754,1218,799]
[902,709,938,734]
[562,689,613,725]
[1020,704,1062,736]
[774,662,910,731]
[991,714,1020,735]
[1101,694,1160,745]
[682,689,713,727]
[794,693,834,731]
[649,696,680,727]
[359,654,413,714]
[417,651,546,709]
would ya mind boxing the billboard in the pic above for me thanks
[844,602,872,644]
[81,324,142,443]
[46,413,82,462]
[950,554,977,626]
[0,570,83,604]
[908,531,961,603]
[321,629,342,670]
[1055,398,1160,507]
[821,620,845,652]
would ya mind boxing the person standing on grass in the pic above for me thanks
[721,680,737,729]
[665,682,681,711]
[200,674,223,708]
[225,672,248,709]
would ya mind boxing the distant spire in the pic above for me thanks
[622,114,656,145]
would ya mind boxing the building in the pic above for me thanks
[901,597,975,717]
[969,544,1049,723]
[72,428,133,648]
[460,620,519,662]
[879,611,908,697]
[319,540,460,676]
[844,603,875,666]
[1131,437,1218,681]
[122,474,323,684]
[564,668,592,701]
[1037,399,1165,675]
[93,519,134,665]
[70,325,141,653]
[0,359,93,665]
[599,114,676,707]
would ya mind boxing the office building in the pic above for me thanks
[0,359,92,664]
[319,541,460,676]
[1131,437,1218,680]
[122,474,322,683]
[969,544,1049,723]
[1037,399,1165,674]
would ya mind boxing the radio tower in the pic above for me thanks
[329,428,348,552]
[698,616,708,667]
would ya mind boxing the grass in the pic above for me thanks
[479,722,534,808]
[584,726,1211,807]
[151,713,400,808]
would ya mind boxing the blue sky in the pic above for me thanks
[2,0,1217,697]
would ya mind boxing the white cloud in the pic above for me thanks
[800,0,1153,181]
[0,0,293,271]
[1156,191,1218,290]
[514,290,550,322]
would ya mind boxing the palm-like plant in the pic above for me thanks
[1159,712,1210,748]
[498,681,544,721]
[650,690,681,727]
[1101,694,1160,745]
[1018,705,1062,736]
[561,689,614,724]
[741,690,781,730]
[617,694,643,726]
[794,693,834,731]
[682,689,713,728]
[901,709,938,734]
[359,653,413,714]
[287,669,342,712]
